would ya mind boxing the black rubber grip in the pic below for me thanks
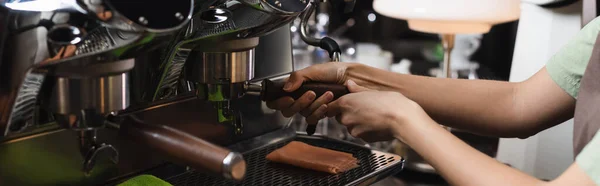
[319,37,341,59]
[260,79,349,102]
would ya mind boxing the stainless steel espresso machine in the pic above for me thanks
[0,0,404,185]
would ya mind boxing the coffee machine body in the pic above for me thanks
[0,1,405,185]
[0,25,294,185]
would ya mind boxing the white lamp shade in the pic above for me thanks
[373,0,521,34]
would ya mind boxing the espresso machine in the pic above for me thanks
[0,0,404,185]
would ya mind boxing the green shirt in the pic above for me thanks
[546,17,600,98]
[546,17,600,184]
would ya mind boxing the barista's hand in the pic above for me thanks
[266,62,359,125]
[326,80,430,142]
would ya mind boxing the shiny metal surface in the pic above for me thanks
[204,83,247,101]
[441,34,455,78]
[406,161,437,174]
[48,72,129,115]
[0,1,193,183]
[332,51,341,62]
[4,72,45,134]
[118,93,198,116]
[0,27,295,184]
[53,110,108,130]
[244,83,263,97]
[47,25,85,45]
[192,49,255,84]
[149,0,308,140]
[121,114,247,182]
[147,0,308,102]
[79,130,119,175]
[300,3,320,46]
[258,0,311,14]
[1,0,193,33]
[0,6,192,139]
[187,45,256,131]
[2,18,295,140]
[0,0,300,184]
[222,151,246,181]
[0,94,288,185]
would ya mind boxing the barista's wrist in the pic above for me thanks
[345,63,386,91]
[391,102,437,144]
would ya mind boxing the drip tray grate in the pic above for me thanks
[165,136,404,186]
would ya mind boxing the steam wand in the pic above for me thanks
[299,2,342,135]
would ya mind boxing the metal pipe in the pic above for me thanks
[440,34,455,131]
[300,3,320,46]
[332,51,341,62]
[441,34,455,78]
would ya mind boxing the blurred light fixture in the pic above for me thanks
[373,0,520,77]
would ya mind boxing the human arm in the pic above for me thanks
[397,110,594,186]
[269,62,575,138]
[352,66,575,138]
[268,17,600,137]
[326,82,596,186]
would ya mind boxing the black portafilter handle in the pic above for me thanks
[260,79,349,102]
[259,79,349,136]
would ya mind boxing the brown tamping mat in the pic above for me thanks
[266,141,359,174]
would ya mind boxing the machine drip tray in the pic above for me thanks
[164,130,404,186]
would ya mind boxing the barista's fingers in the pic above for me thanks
[281,91,316,117]
[346,79,370,93]
[266,97,294,110]
[325,98,345,117]
[347,125,380,142]
[306,104,328,125]
[300,91,334,117]
[284,71,308,92]
[348,124,367,137]
[335,114,344,125]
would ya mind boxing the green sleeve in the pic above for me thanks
[118,175,172,186]
[546,17,600,98]
[576,130,600,185]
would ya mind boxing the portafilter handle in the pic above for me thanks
[259,79,348,102]
[246,79,350,136]
[121,116,246,181]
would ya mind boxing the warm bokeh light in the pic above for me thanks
[373,0,521,34]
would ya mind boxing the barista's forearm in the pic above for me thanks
[346,64,520,136]
[346,64,567,137]
[397,117,544,186]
